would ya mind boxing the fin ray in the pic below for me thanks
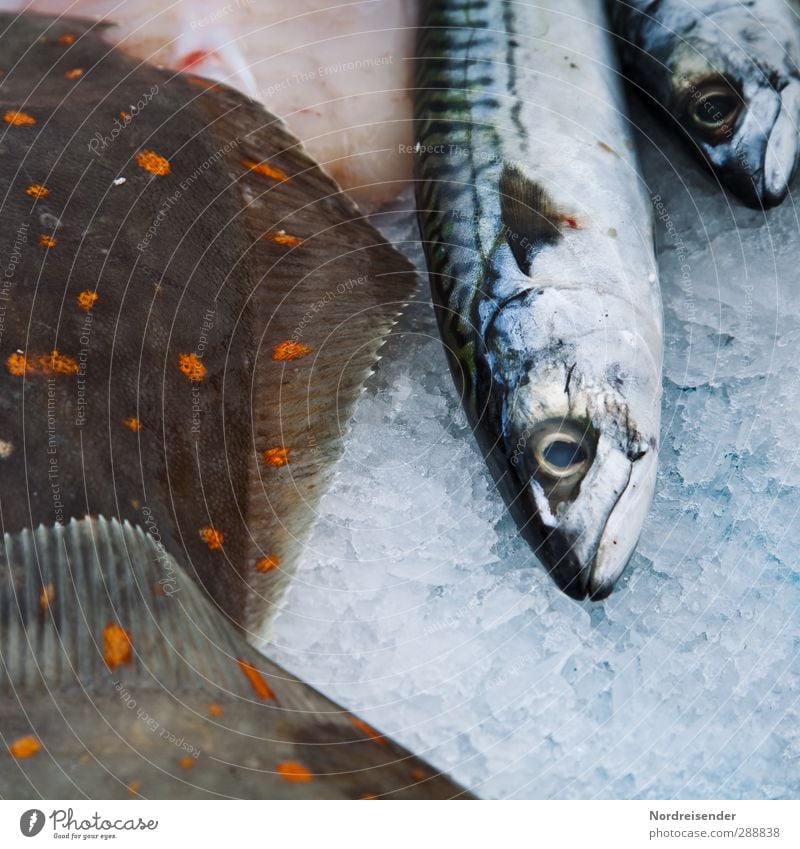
[0,516,472,799]
[182,81,419,631]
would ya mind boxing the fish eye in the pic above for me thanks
[542,438,586,471]
[687,81,742,139]
[532,423,594,481]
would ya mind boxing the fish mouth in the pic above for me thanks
[525,515,618,602]
[704,83,800,208]
[531,525,596,601]
[760,84,800,207]
[514,442,658,601]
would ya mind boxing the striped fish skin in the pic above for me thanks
[610,0,800,207]
[414,0,663,599]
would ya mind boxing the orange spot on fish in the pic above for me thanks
[272,340,312,361]
[241,157,288,182]
[263,446,290,467]
[410,767,428,782]
[39,583,55,611]
[208,702,224,717]
[361,793,377,800]
[136,149,171,176]
[199,527,224,550]
[562,215,580,229]
[4,110,35,125]
[6,350,79,377]
[267,230,303,247]
[178,352,206,381]
[127,780,141,796]
[6,352,26,376]
[119,111,131,121]
[9,735,41,758]
[77,290,98,310]
[38,234,57,248]
[25,183,49,199]
[237,657,276,700]
[103,622,133,670]
[122,417,141,432]
[256,553,281,572]
[349,716,386,746]
[48,351,79,374]
[179,756,195,769]
[64,68,83,80]
[57,34,76,44]
[276,761,313,783]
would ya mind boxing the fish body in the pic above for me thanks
[610,0,800,207]
[0,12,469,798]
[414,0,663,599]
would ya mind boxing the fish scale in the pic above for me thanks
[414,0,664,599]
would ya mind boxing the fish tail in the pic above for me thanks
[0,516,472,798]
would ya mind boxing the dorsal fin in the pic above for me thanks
[499,163,563,275]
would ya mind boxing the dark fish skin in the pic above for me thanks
[0,13,471,799]
[0,15,253,626]
[0,12,413,631]
[610,0,800,207]
[1,518,472,799]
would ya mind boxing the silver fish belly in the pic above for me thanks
[610,0,800,206]
[415,0,664,599]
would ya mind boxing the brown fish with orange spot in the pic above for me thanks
[0,13,470,800]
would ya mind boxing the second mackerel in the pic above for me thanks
[414,0,664,599]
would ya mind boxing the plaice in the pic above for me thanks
[0,11,472,799]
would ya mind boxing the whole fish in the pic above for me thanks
[610,0,800,207]
[414,0,663,599]
[0,12,469,798]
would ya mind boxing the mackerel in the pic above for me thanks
[414,0,663,599]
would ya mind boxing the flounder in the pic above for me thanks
[0,12,469,799]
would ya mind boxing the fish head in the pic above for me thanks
[664,28,800,207]
[482,286,661,600]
